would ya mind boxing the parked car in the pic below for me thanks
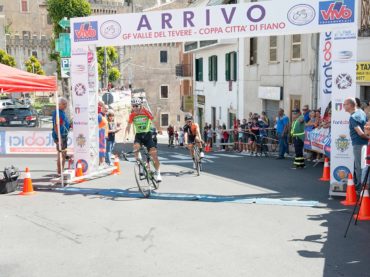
[0,99,15,110]
[0,106,39,127]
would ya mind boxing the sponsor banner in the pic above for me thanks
[330,27,357,195]
[2,131,74,155]
[357,62,370,83]
[71,45,92,173]
[87,45,99,172]
[304,127,331,157]
[319,32,333,114]
[70,0,357,47]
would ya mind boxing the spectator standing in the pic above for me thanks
[167,124,174,147]
[105,110,121,165]
[179,127,184,146]
[52,97,70,176]
[98,103,108,165]
[291,109,306,169]
[344,98,369,191]
[261,111,270,127]
[276,108,290,159]
[222,124,229,151]
[240,119,248,152]
[215,125,222,151]
[174,130,179,146]
[203,126,208,144]
[302,105,311,123]
[207,125,213,147]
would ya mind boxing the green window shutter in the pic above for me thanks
[225,53,230,81]
[232,52,237,81]
[195,59,199,81]
[199,58,203,81]
[214,56,218,81]
[208,56,212,81]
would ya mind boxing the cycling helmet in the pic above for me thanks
[131,97,142,106]
[185,114,193,121]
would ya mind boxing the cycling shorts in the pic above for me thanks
[134,132,156,150]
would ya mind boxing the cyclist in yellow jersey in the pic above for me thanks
[125,98,162,182]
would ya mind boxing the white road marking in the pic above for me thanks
[212,154,243,158]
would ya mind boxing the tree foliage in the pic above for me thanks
[24,56,45,75]
[47,0,91,37]
[109,67,121,83]
[0,49,16,67]
[97,47,120,83]
[46,0,91,77]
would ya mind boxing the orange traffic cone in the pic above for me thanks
[20,167,35,196]
[75,162,85,183]
[354,189,370,221]
[341,173,357,206]
[112,155,121,175]
[319,158,330,181]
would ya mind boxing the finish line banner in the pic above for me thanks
[71,0,357,46]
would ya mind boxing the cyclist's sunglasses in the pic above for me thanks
[132,105,139,108]
[187,120,192,123]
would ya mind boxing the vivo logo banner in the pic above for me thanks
[70,0,356,47]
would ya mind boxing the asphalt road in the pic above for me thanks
[0,143,369,277]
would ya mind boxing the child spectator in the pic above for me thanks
[105,110,121,165]
[174,130,179,146]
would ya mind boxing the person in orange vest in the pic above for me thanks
[291,108,305,169]
[98,102,108,165]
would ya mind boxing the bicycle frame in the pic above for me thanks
[121,145,158,197]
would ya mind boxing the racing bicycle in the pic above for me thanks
[186,142,203,176]
[121,146,159,198]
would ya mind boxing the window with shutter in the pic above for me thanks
[161,114,169,127]
[160,85,169,99]
[21,0,28,12]
[231,52,237,81]
[160,50,168,63]
[225,53,230,81]
[195,58,203,81]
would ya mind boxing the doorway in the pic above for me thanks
[211,107,216,130]
[198,107,204,132]
[290,96,301,119]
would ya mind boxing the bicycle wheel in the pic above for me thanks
[193,145,201,176]
[147,159,159,190]
[196,160,201,176]
[134,162,151,198]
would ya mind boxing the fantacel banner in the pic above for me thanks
[319,32,333,115]
[70,0,357,47]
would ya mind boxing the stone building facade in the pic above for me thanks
[2,0,55,74]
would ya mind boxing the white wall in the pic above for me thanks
[194,43,239,128]
[243,33,317,118]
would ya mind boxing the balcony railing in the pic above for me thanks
[175,64,192,77]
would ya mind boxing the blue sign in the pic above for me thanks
[73,21,98,42]
[319,0,355,25]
